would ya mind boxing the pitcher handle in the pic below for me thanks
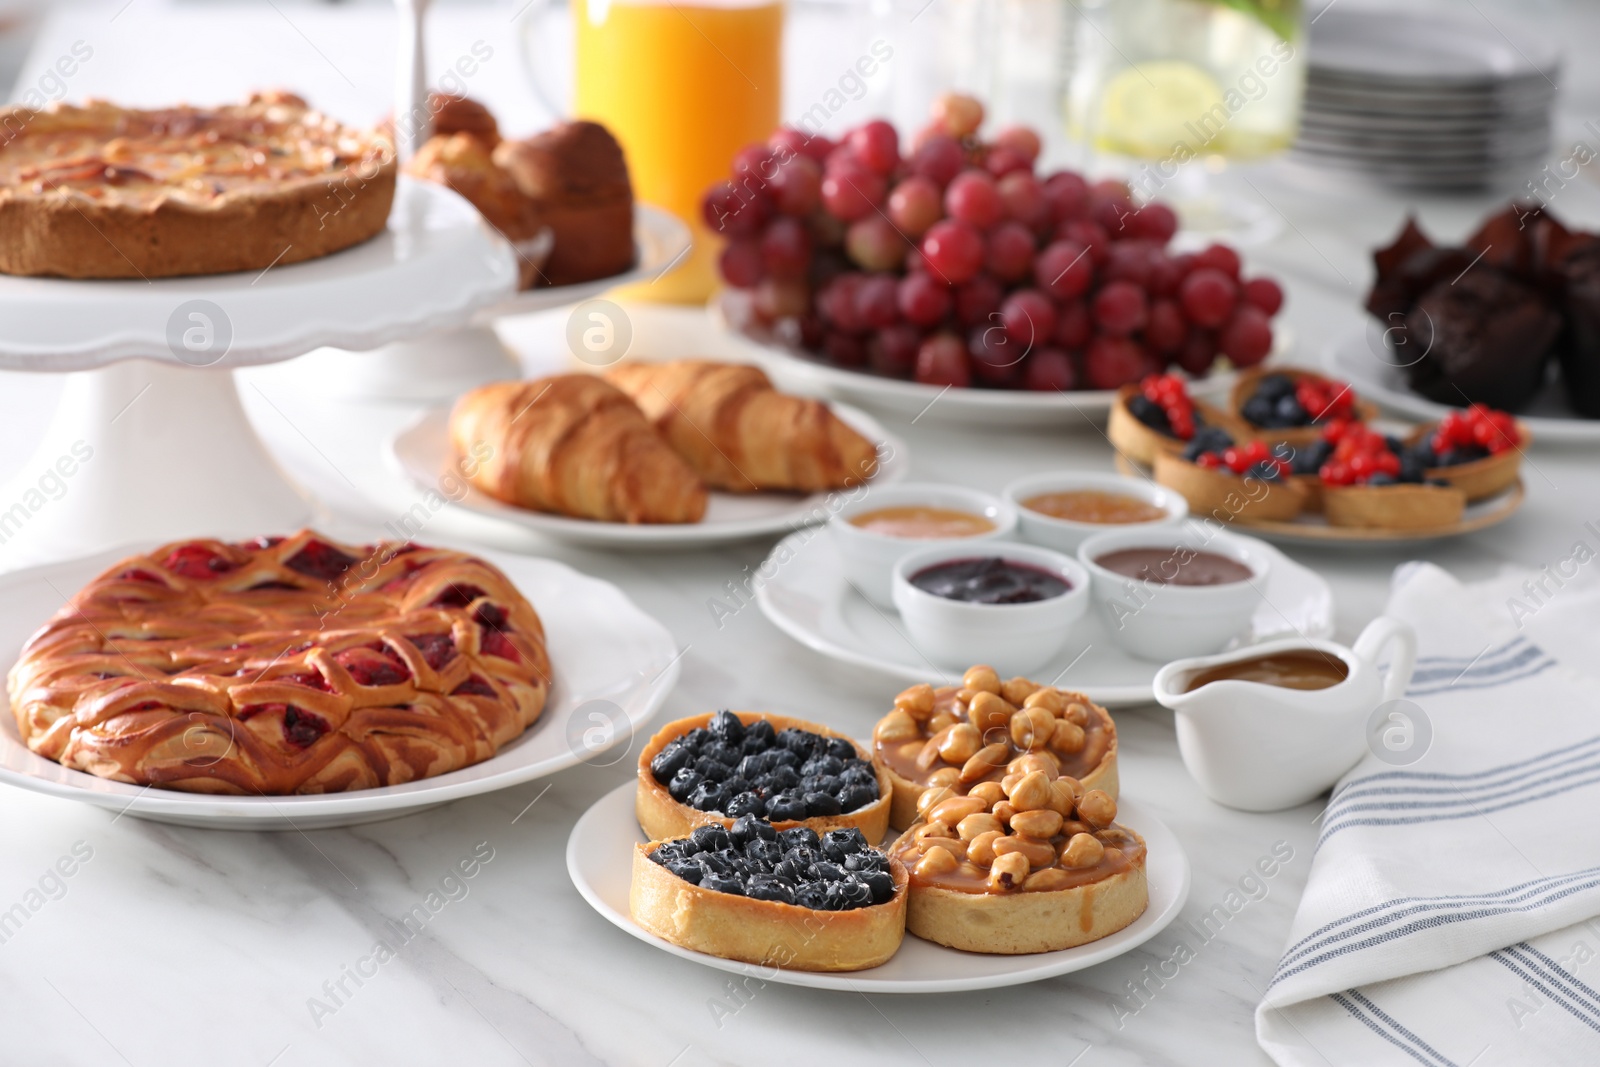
[514,0,572,122]
[1352,616,1417,703]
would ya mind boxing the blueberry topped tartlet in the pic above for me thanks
[1151,428,1306,523]
[638,711,892,842]
[1228,368,1377,447]
[1108,373,1236,466]
[630,815,908,971]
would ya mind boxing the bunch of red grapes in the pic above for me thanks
[703,93,1285,391]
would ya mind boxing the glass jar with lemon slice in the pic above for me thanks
[1067,0,1305,243]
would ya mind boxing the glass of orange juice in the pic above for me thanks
[521,0,784,303]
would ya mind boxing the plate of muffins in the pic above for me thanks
[567,667,1191,991]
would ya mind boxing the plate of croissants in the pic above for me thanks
[389,360,909,546]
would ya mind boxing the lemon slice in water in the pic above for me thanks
[1095,60,1229,159]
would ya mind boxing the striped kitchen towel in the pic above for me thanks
[1256,562,1600,1065]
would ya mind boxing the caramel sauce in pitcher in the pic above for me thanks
[1185,650,1349,692]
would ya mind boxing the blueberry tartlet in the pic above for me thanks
[630,816,908,971]
[1151,428,1306,523]
[871,666,1117,831]
[1317,423,1466,531]
[1405,403,1525,503]
[638,711,891,843]
[1228,368,1377,448]
[1107,374,1236,466]
[890,766,1147,953]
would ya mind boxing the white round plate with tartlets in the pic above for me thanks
[0,544,678,830]
[752,529,1334,706]
[388,402,908,548]
[567,780,1190,993]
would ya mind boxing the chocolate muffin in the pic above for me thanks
[1403,267,1560,410]
[1556,236,1600,417]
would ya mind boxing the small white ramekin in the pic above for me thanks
[1077,526,1273,662]
[830,482,1017,608]
[1004,471,1188,553]
[890,542,1090,675]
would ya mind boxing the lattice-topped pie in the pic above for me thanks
[872,665,1118,829]
[6,531,550,794]
[890,765,1147,953]
[0,92,394,278]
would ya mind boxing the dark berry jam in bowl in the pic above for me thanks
[908,557,1070,604]
[1076,527,1274,663]
[891,543,1089,676]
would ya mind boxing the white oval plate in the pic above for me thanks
[713,302,1293,427]
[0,545,680,830]
[753,529,1333,707]
[388,403,909,548]
[1324,330,1600,443]
[478,204,692,318]
[567,780,1190,993]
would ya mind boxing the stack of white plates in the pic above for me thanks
[1291,7,1560,191]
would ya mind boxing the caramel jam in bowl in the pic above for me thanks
[849,505,996,539]
[1185,649,1349,692]
[1024,490,1166,525]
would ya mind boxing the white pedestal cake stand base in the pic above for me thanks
[0,179,516,570]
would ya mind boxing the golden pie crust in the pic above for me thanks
[1153,451,1308,523]
[0,92,395,279]
[630,840,908,971]
[891,774,1148,954]
[6,530,550,794]
[1408,420,1527,502]
[871,668,1118,831]
[636,711,891,843]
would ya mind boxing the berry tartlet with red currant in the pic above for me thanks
[638,710,892,844]
[707,92,1286,395]
[1229,368,1378,448]
[630,816,908,971]
[1405,404,1526,503]
[1316,423,1466,531]
[1152,426,1306,522]
[1108,373,1238,466]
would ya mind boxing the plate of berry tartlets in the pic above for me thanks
[1127,402,1527,546]
[568,705,1190,991]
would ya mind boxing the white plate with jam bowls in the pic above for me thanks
[567,779,1191,992]
[1004,472,1187,554]
[1153,617,1418,811]
[753,528,1332,707]
[831,483,1018,608]
[1077,526,1277,663]
[891,543,1090,676]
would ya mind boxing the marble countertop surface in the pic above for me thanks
[2,3,1600,1065]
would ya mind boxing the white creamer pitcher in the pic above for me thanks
[1152,617,1418,812]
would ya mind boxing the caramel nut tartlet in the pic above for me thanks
[871,665,1118,831]
[630,817,908,971]
[638,711,891,843]
[890,772,1147,954]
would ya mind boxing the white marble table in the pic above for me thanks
[1,3,1598,1065]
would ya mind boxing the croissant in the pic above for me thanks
[603,360,879,492]
[450,375,708,524]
